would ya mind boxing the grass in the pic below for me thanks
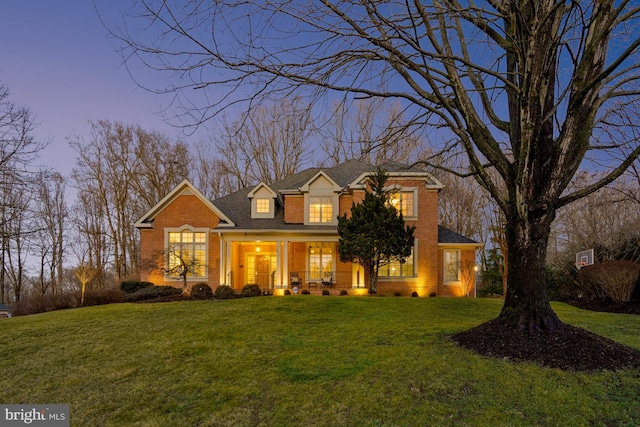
[1,297,640,426]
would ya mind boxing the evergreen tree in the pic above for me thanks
[338,170,415,294]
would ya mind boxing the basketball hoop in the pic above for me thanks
[575,249,594,270]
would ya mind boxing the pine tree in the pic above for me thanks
[338,170,415,294]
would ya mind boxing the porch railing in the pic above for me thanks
[279,270,366,290]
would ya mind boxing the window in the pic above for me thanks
[309,196,333,223]
[256,198,270,213]
[388,191,415,217]
[168,230,207,278]
[308,243,334,280]
[379,250,415,277]
[444,250,460,283]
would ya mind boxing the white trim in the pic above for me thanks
[386,186,418,220]
[299,170,342,193]
[443,249,461,285]
[164,226,209,281]
[349,171,444,190]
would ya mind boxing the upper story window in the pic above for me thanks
[388,190,416,217]
[309,196,333,223]
[249,183,277,219]
[256,198,270,213]
[167,230,207,278]
[301,171,341,225]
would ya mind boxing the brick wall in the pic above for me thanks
[139,194,221,292]
[284,195,304,223]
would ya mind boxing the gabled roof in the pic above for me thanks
[349,160,444,190]
[212,159,442,231]
[247,182,278,199]
[438,226,482,246]
[298,170,343,193]
[134,179,235,228]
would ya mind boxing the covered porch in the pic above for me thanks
[217,234,368,292]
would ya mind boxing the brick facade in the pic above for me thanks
[136,162,482,296]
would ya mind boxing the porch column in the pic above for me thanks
[283,240,289,288]
[225,241,232,287]
[276,241,282,288]
[218,234,225,285]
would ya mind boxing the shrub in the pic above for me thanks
[411,291,419,298]
[322,289,330,295]
[120,281,153,294]
[578,261,640,304]
[241,284,263,298]
[340,290,348,296]
[84,289,125,306]
[124,286,182,302]
[429,291,437,298]
[284,289,291,296]
[215,285,238,300]
[301,289,311,295]
[12,292,78,316]
[191,283,213,300]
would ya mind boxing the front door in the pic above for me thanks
[246,253,275,288]
[255,255,271,287]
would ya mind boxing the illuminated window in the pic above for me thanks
[379,250,415,277]
[256,198,270,213]
[388,191,415,217]
[167,230,207,278]
[309,196,333,223]
[308,243,334,280]
[444,250,460,283]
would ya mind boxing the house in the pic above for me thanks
[0,304,12,318]
[135,160,482,296]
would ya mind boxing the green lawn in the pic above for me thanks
[1,297,639,426]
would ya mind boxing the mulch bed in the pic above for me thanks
[450,299,640,372]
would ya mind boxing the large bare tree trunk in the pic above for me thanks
[499,209,563,332]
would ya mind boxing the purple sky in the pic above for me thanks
[1,1,188,175]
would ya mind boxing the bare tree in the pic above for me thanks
[112,2,640,334]
[70,186,111,289]
[319,99,423,167]
[0,84,46,303]
[191,140,237,200]
[75,261,98,306]
[437,169,490,244]
[33,171,68,294]
[3,184,31,303]
[70,120,189,283]
[216,98,314,187]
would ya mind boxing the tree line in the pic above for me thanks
[1,78,638,309]
[0,84,439,306]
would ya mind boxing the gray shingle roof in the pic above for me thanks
[212,160,438,230]
[438,226,479,244]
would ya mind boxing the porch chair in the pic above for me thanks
[321,272,333,288]
[290,272,301,288]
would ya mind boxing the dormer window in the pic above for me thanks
[248,183,278,219]
[301,172,341,226]
[309,196,333,223]
[256,198,270,214]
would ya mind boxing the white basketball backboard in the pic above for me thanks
[575,249,594,269]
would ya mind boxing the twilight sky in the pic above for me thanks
[0,1,190,175]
